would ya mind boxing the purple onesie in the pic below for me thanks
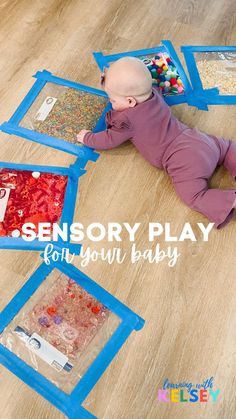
[83,89,236,228]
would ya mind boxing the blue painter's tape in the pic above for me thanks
[0,260,144,419]
[0,121,99,160]
[34,70,109,98]
[71,322,135,403]
[181,45,236,105]
[181,45,236,52]
[9,79,48,125]
[0,71,110,159]
[97,45,166,62]
[93,52,108,71]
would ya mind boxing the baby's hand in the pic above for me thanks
[76,129,91,143]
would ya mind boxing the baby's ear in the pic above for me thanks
[127,96,137,108]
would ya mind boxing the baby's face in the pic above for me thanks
[104,87,131,111]
[101,69,133,111]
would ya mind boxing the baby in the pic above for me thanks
[77,57,236,229]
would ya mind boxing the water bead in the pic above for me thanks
[91,306,101,314]
[53,315,63,325]
[47,306,57,316]
[38,316,50,327]
[63,328,77,340]
[11,229,20,237]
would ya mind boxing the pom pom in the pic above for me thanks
[11,229,20,237]
[142,53,185,96]
[32,171,40,179]
[170,78,177,85]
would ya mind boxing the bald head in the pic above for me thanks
[104,56,153,102]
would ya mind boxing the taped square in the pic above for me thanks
[0,260,144,418]
[0,70,111,161]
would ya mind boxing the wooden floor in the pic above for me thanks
[0,1,236,418]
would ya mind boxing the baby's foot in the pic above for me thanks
[233,194,236,208]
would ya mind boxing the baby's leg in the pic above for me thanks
[173,177,236,229]
[223,140,236,179]
[215,137,236,179]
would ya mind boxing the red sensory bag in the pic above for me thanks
[0,168,68,237]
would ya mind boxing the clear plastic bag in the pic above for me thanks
[195,51,236,95]
[0,168,67,237]
[20,83,109,144]
[136,52,185,96]
[0,269,121,394]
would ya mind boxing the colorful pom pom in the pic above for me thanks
[170,78,177,85]
[141,53,185,96]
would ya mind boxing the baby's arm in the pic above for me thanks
[77,125,133,150]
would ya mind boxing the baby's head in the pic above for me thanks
[101,57,153,111]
